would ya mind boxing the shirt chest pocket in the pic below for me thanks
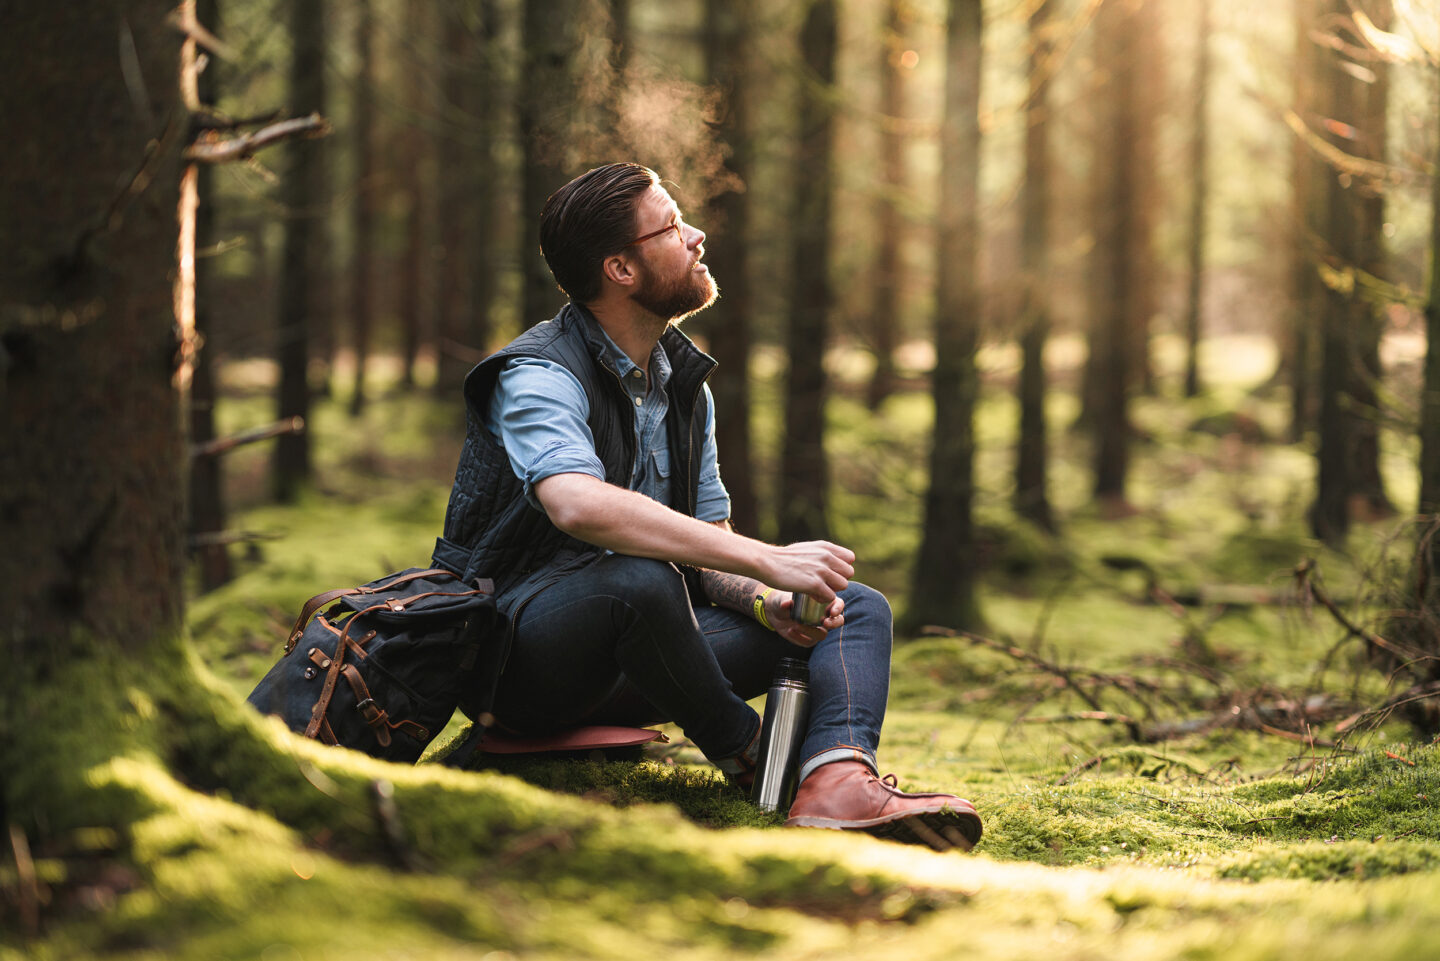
[651,447,672,480]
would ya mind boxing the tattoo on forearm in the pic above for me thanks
[701,569,763,615]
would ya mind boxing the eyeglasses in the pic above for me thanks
[627,217,683,247]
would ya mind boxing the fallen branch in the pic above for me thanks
[191,416,304,459]
[1336,680,1440,734]
[1295,558,1425,663]
[185,114,330,164]
[1022,711,1138,727]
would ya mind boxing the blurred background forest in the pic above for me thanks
[187,0,1440,646]
[14,2,1440,955]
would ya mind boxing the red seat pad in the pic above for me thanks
[478,725,667,755]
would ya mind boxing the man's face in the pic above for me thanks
[628,184,718,322]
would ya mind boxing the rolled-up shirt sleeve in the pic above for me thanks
[695,382,732,523]
[489,357,607,511]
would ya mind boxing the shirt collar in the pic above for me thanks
[596,322,672,391]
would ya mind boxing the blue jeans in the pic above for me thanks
[491,554,891,781]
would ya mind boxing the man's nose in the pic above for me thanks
[686,223,706,248]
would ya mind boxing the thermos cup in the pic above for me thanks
[791,592,828,626]
[750,657,812,813]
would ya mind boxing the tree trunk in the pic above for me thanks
[779,0,837,543]
[702,0,760,537]
[188,0,233,590]
[348,0,376,417]
[273,0,329,501]
[466,0,501,365]
[1286,0,1321,444]
[867,0,907,411]
[908,0,983,632]
[434,3,474,396]
[1348,0,1394,517]
[520,0,578,327]
[1422,33,1440,526]
[1,0,187,799]
[396,0,429,390]
[1014,0,1054,533]
[1181,0,1211,399]
[1129,0,1161,398]
[1089,0,1137,506]
[1310,0,1359,545]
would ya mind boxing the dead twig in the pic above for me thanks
[371,780,420,871]
[1056,754,1107,785]
[185,114,330,164]
[924,625,1137,732]
[1023,711,1139,727]
[1295,558,1425,663]
[8,822,39,938]
[190,417,304,458]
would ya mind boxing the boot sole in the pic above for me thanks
[786,802,982,852]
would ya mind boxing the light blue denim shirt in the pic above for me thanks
[486,325,731,522]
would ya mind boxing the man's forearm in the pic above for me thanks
[538,473,773,579]
[700,569,764,614]
[533,472,854,600]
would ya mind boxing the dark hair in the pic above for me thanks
[539,163,658,304]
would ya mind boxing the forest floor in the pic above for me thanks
[10,333,1440,959]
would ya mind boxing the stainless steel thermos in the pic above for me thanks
[750,656,812,813]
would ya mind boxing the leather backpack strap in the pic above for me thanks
[287,588,359,653]
[369,568,460,591]
[339,663,394,748]
[304,609,375,740]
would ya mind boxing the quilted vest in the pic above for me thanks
[430,303,717,613]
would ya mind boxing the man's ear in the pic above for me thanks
[601,252,639,289]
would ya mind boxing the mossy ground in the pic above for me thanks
[7,335,1440,958]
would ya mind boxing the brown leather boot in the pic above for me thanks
[784,761,982,852]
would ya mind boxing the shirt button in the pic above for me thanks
[634,396,642,407]
[632,370,643,378]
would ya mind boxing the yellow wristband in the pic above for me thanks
[753,588,775,631]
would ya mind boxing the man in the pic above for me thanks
[432,162,981,851]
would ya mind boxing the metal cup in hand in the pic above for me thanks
[791,592,828,626]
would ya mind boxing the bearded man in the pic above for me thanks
[431,163,981,850]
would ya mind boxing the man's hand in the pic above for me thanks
[764,591,845,648]
[755,540,855,604]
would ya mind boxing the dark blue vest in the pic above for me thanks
[430,303,717,615]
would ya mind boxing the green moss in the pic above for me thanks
[1219,840,1440,881]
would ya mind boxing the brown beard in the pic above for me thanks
[632,259,719,322]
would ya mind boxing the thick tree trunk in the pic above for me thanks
[1,0,186,752]
[1014,0,1054,533]
[702,0,760,537]
[909,0,982,632]
[779,0,837,543]
[273,0,328,501]
[520,0,577,327]
[348,0,377,417]
[1181,0,1211,399]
